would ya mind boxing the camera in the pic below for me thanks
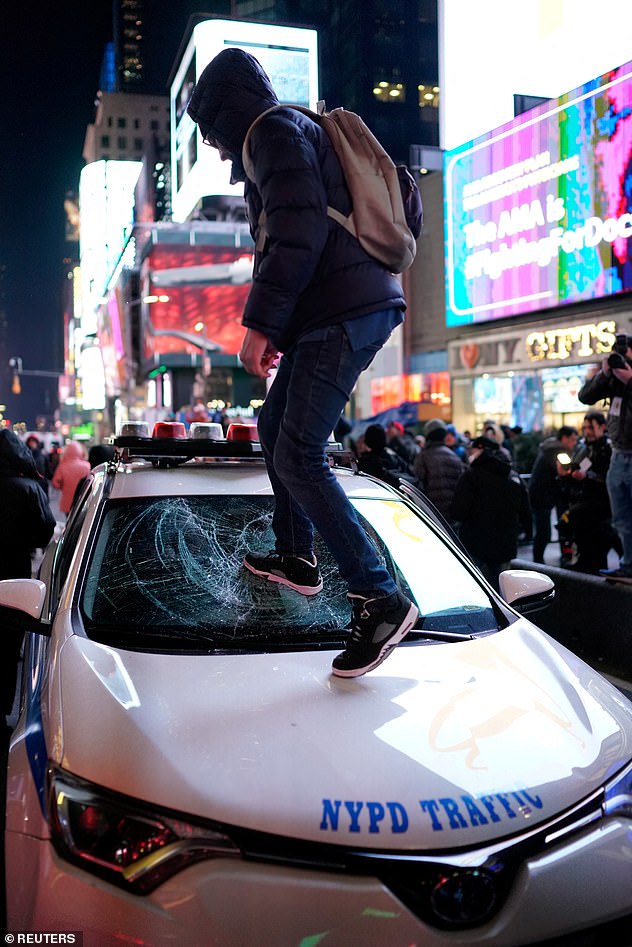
[607,333,632,369]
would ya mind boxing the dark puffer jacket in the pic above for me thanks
[450,445,531,563]
[187,48,405,353]
[0,430,56,579]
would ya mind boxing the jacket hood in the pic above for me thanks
[61,441,86,463]
[187,48,279,183]
[0,429,40,479]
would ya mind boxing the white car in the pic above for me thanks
[2,422,632,945]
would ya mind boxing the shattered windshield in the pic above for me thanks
[81,495,498,651]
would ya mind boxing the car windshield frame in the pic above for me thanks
[78,492,505,653]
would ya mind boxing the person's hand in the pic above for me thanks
[600,357,611,376]
[612,362,632,385]
[570,469,586,480]
[239,328,279,378]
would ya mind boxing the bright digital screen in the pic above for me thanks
[170,19,318,222]
[473,376,513,416]
[439,0,632,151]
[445,59,632,327]
[141,244,254,363]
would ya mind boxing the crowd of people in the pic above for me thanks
[346,399,632,587]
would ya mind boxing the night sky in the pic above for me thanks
[0,0,212,426]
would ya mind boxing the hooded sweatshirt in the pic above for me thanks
[0,430,56,579]
[187,48,405,353]
[52,441,90,514]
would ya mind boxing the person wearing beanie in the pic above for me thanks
[386,420,418,468]
[413,419,467,522]
[450,436,531,590]
[187,48,417,678]
[358,424,410,489]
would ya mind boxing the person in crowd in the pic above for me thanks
[88,443,115,468]
[528,425,579,563]
[482,420,513,464]
[0,430,56,729]
[386,420,419,469]
[556,411,620,575]
[445,423,468,462]
[186,48,418,678]
[25,435,51,494]
[450,435,531,591]
[578,342,632,580]
[357,424,415,489]
[52,441,91,516]
[413,418,467,522]
[185,398,210,426]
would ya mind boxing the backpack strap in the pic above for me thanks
[242,104,356,240]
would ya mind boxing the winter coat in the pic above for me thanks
[567,435,613,516]
[413,442,466,521]
[187,48,405,354]
[528,436,565,510]
[0,429,56,579]
[52,441,90,514]
[578,369,632,452]
[450,447,531,563]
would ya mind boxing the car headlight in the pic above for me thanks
[603,758,632,818]
[47,765,241,893]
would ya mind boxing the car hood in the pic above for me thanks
[51,620,632,850]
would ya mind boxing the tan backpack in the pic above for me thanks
[242,104,422,273]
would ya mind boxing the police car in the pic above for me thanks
[2,421,632,945]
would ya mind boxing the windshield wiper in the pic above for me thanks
[411,629,478,642]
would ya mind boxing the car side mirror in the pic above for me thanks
[0,579,50,635]
[499,569,555,614]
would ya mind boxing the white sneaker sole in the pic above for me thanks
[331,602,419,678]
[243,558,323,596]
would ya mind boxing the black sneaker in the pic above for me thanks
[243,551,323,595]
[331,590,419,678]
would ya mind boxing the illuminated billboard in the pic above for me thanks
[445,59,632,327]
[140,244,254,363]
[170,18,319,221]
[439,0,632,151]
[79,160,141,333]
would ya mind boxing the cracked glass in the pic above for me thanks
[81,495,497,651]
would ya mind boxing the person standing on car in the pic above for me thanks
[578,339,632,580]
[528,425,578,563]
[187,48,419,678]
[0,430,56,726]
[450,435,531,591]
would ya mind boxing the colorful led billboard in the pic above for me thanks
[445,59,632,326]
[140,244,254,363]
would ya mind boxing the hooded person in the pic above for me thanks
[187,49,418,679]
[450,436,531,591]
[52,441,90,515]
[0,429,56,723]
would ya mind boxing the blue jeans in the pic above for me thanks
[257,321,396,597]
[606,451,632,568]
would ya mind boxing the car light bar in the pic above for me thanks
[110,421,262,461]
[109,420,352,466]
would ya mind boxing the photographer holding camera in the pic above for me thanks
[578,333,632,581]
